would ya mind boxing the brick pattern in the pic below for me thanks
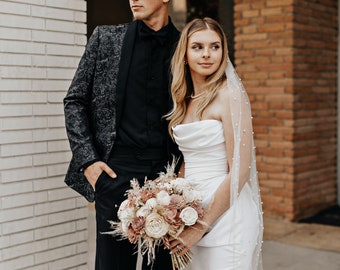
[234,0,338,220]
[0,1,89,269]
[292,0,338,219]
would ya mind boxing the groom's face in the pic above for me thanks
[129,0,169,21]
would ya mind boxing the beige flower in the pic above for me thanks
[179,206,198,226]
[118,200,135,221]
[145,198,157,209]
[118,199,130,211]
[171,177,190,192]
[183,189,201,202]
[145,213,169,239]
[121,220,130,234]
[156,190,171,206]
[136,206,151,217]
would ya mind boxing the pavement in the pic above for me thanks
[88,205,340,269]
[263,217,340,269]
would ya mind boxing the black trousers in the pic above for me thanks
[94,147,173,270]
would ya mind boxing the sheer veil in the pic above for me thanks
[226,57,263,269]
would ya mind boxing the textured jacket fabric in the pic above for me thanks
[64,23,129,202]
[64,21,180,202]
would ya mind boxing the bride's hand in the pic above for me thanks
[169,223,207,256]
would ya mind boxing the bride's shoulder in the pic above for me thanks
[216,81,231,101]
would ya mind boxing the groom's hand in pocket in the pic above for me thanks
[84,161,117,190]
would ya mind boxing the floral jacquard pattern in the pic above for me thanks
[63,24,128,201]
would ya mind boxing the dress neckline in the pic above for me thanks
[174,119,222,128]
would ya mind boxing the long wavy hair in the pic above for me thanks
[167,17,228,137]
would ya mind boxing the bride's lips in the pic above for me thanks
[199,63,213,68]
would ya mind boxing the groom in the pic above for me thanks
[63,0,180,269]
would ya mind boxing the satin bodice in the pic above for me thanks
[172,120,228,205]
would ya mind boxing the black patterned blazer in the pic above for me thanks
[63,21,180,202]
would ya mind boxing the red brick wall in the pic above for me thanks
[234,0,338,220]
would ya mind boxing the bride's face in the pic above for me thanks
[186,29,223,80]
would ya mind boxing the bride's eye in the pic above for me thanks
[212,45,220,50]
[192,44,202,50]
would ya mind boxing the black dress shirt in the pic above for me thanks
[115,19,178,149]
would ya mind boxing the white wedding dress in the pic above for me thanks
[173,119,261,270]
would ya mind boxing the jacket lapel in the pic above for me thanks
[115,21,138,127]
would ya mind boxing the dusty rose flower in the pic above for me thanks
[131,216,146,234]
[162,207,178,224]
[173,212,185,226]
[164,210,184,228]
[151,187,162,196]
[145,213,169,239]
[170,194,185,208]
[140,190,153,203]
[179,206,198,226]
[127,194,137,206]
[127,226,138,244]
[191,202,204,218]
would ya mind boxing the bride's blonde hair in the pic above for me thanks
[167,17,228,137]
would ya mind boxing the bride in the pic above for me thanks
[167,18,263,270]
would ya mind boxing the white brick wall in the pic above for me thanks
[0,1,88,269]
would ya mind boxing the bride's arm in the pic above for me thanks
[177,161,185,178]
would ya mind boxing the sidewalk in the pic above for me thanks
[88,207,340,269]
[263,217,340,269]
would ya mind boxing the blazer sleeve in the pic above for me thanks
[63,27,100,170]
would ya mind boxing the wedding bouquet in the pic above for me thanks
[106,162,204,270]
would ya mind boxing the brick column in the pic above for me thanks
[234,0,338,220]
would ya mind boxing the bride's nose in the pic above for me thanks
[202,48,210,58]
